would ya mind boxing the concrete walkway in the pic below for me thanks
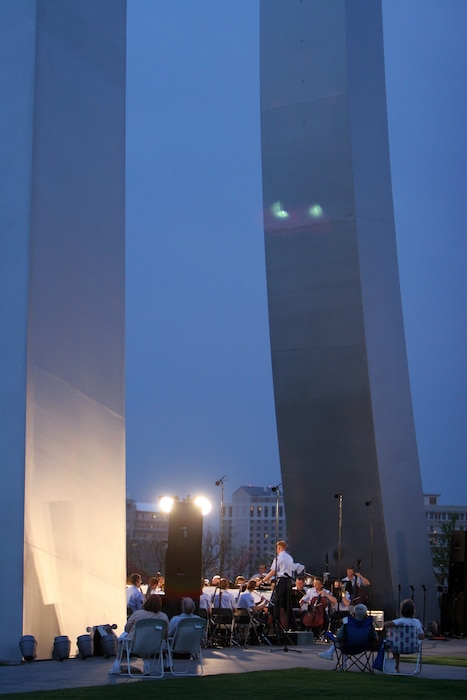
[1,637,466,695]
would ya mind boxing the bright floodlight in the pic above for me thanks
[160,496,175,513]
[194,496,212,516]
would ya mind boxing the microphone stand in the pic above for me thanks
[422,585,427,628]
[365,499,374,589]
[335,493,343,584]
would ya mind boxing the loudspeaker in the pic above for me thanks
[450,531,466,563]
[449,532,467,597]
[164,501,203,618]
[448,561,467,595]
[441,593,466,636]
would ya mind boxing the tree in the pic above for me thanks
[431,514,458,588]
[201,524,221,579]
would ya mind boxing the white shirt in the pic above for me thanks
[300,587,333,609]
[168,613,201,638]
[270,549,295,579]
[212,590,237,611]
[199,591,212,610]
[392,617,424,635]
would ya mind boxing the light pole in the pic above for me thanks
[271,483,282,545]
[215,476,227,577]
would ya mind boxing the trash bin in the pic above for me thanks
[100,633,117,658]
[92,624,118,656]
[19,635,37,662]
[52,635,71,660]
[77,634,94,659]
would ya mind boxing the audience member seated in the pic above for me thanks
[383,598,424,672]
[319,603,378,669]
[110,594,168,674]
[336,603,377,645]
[168,597,201,638]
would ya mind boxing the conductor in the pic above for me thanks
[263,540,297,631]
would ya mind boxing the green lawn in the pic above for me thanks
[1,668,466,700]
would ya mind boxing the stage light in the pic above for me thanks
[160,496,175,513]
[160,495,211,516]
[194,496,212,516]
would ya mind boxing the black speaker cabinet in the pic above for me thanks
[441,592,466,636]
[450,530,466,563]
[164,501,203,618]
[448,561,467,595]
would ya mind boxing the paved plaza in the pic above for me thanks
[1,637,466,695]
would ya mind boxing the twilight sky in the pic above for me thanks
[125,0,466,513]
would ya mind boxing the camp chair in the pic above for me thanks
[333,615,377,672]
[166,617,207,676]
[383,625,422,675]
[118,618,167,678]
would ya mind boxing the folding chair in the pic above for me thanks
[333,616,377,672]
[198,607,212,646]
[118,618,167,678]
[233,608,271,647]
[383,625,422,675]
[166,617,207,676]
[210,608,236,646]
[233,608,251,646]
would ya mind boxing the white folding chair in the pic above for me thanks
[383,625,422,676]
[119,618,167,679]
[166,617,207,676]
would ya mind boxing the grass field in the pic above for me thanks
[1,667,466,700]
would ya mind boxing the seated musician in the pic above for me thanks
[299,576,337,634]
[199,581,213,616]
[251,564,268,583]
[237,579,269,614]
[329,580,351,632]
[290,575,307,627]
[212,578,237,611]
[290,575,307,608]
